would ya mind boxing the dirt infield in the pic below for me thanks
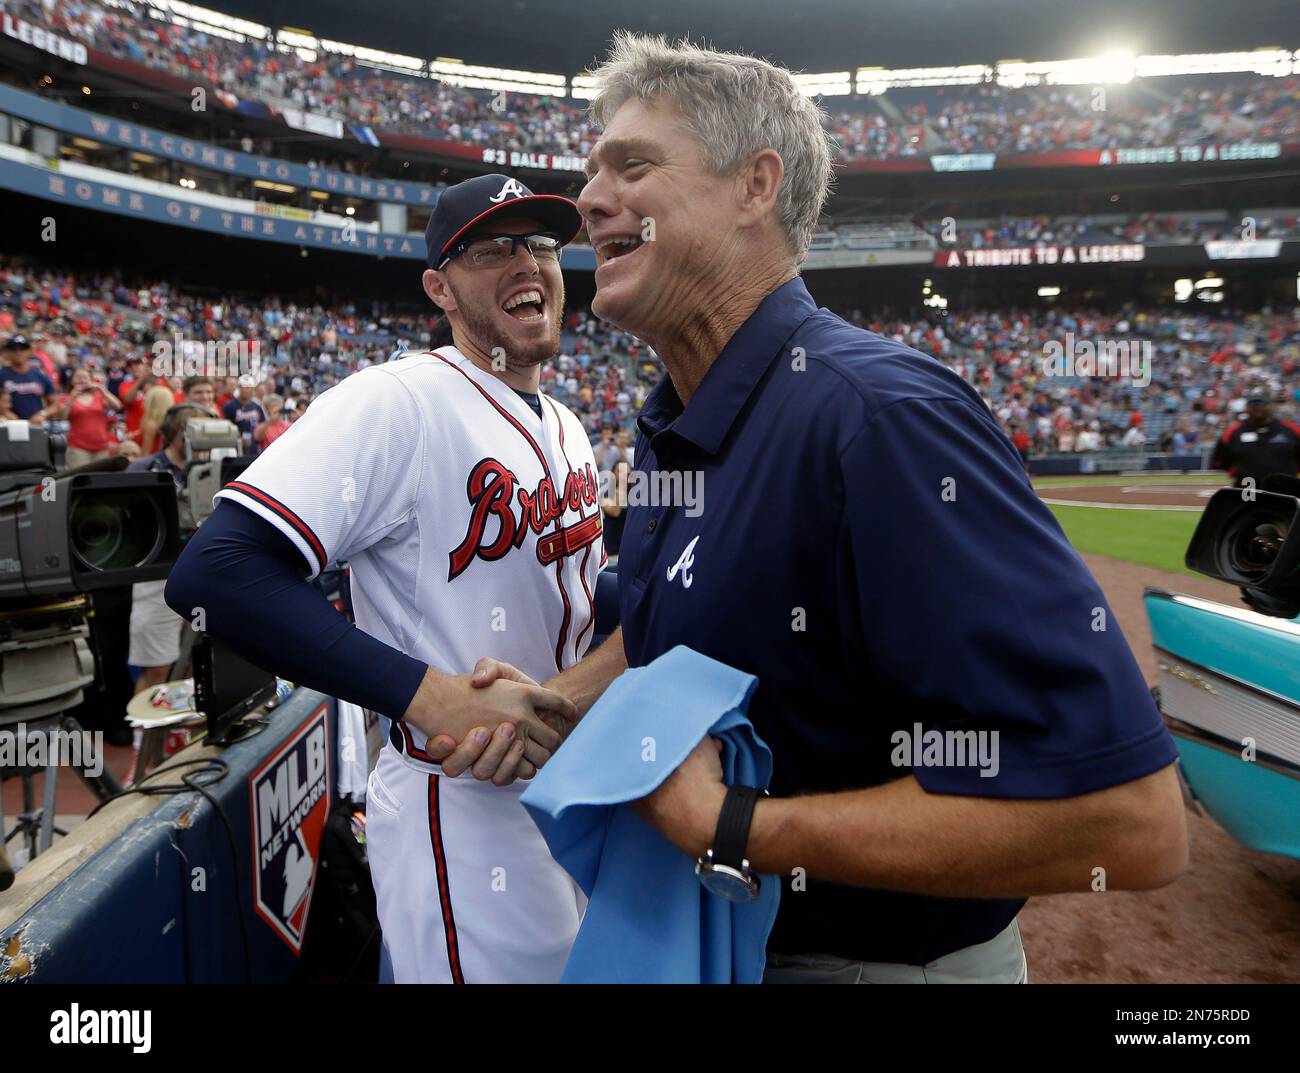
[1038,479,1227,511]
[1017,551,1300,983]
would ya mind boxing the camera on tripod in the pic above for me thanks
[0,422,182,888]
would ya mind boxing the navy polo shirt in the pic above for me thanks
[619,277,1177,965]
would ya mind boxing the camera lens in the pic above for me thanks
[1221,509,1291,582]
[70,490,166,572]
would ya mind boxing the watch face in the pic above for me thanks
[697,863,759,903]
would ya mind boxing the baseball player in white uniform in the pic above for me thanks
[204,175,603,982]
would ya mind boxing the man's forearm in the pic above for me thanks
[743,764,1187,898]
[544,625,627,716]
[165,501,427,720]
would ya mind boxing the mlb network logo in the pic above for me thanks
[248,705,331,953]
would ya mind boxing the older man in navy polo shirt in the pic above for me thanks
[460,33,1188,983]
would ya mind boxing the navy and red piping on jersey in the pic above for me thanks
[545,394,599,654]
[432,352,575,671]
[224,480,329,574]
[398,720,442,764]
[427,775,465,984]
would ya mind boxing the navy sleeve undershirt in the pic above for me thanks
[164,500,428,721]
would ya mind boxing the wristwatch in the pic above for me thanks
[695,784,763,902]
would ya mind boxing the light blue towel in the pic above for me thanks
[520,645,780,983]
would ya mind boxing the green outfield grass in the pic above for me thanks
[1033,474,1225,489]
[1045,504,1202,575]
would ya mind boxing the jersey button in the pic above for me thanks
[647,519,657,533]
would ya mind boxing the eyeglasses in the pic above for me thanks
[439,232,563,270]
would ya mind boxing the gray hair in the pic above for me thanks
[588,32,836,264]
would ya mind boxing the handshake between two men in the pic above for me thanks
[399,656,585,786]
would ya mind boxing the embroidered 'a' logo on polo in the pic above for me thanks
[667,536,699,589]
[490,178,528,203]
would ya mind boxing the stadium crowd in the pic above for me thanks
[852,306,1300,459]
[0,257,655,453]
[15,0,1300,163]
[3,257,1297,469]
[853,77,1300,159]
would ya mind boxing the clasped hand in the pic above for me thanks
[399,659,577,785]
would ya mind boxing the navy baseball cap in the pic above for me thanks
[424,174,583,268]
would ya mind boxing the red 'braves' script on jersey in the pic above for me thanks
[449,458,601,580]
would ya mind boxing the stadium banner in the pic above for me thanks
[933,241,1299,269]
[0,83,441,206]
[0,155,426,259]
[842,141,1300,175]
[1,12,87,65]
[277,103,346,141]
[379,132,587,172]
[934,244,1147,268]
[804,247,932,270]
[1204,239,1284,260]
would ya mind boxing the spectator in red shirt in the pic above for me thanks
[54,366,123,467]
[1010,423,1032,471]
[119,357,153,442]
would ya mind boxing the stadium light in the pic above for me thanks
[855,64,991,94]
[790,72,853,97]
[161,1,268,40]
[253,179,297,194]
[1038,286,1062,297]
[431,58,567,95]
[998,50,1135,87]
[1135,49,1294,78]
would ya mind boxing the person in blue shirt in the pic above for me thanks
[1,334,57,422]
[222,374,267,453]
[460,33,1187,984]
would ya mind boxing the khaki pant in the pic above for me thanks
[66,446,110,469]
[763,918,1028,984]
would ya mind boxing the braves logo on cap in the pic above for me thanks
[489,177,528,203]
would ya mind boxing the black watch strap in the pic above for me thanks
[712,785,760,869]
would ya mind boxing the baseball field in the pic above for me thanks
[1023,473,1300,983]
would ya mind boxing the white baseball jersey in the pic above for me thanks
[216,345,605,983]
